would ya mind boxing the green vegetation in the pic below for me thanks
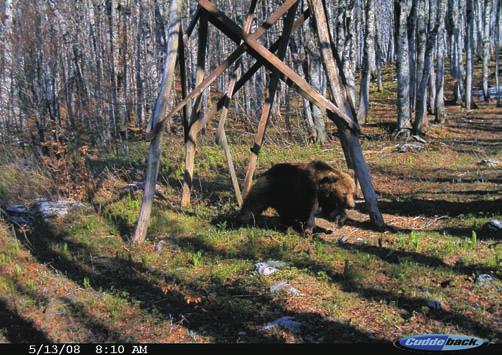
[0,125,500,342]
[0,61,500,343]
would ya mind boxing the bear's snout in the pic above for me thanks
[346,196,355,209]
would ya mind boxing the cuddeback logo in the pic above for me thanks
[395,334,489,351]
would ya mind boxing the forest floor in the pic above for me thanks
[0,65,501,343]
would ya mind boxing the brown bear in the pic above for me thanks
[237,160,356,232]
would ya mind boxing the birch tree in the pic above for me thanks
[357,0,376,124]
[394,0,412,135]
[482,0,492,100]
[414,0,446,135]
[465,0,474,109]
[496,0,501,107]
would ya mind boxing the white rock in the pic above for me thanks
[475,274,493,286]
[262,316,302,333]
[35,200,84,218]
[255,262,277,276]
[270,282,304,296]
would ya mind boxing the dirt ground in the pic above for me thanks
[0,63,501,344]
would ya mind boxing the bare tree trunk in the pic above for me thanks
[408,0,418,113]
[394,0,412,134]
[448,0,464,104]
[435,11,446,123]
[357,0,375,124]
[106,0,119,138]
[474,1,480,55]
[414,0,427,114]
[290,34,326,144]
[414,0,445,135]
[465,0,474,109]
[375,25,384,92]
[135,0,144,127]
[496,0,501,107]
[336,0,357,103]
[120,1,130,151]
[482,0,492,100]
[428,56,436,115]
[303,21,327,144]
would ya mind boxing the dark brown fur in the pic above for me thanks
[237,160,356,232]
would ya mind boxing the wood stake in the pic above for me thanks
[215,0,258,207]
[242,1,299,197]
[132,0,183,244]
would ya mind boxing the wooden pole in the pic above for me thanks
[132,0,183,244]
[150,0,300,136]
[181,10,209,208]
[178,24,189,141]
[191,10,311,138]
[216,0,258,207]
[174,0,299,207]
[242,1,300,197]
[195,0,360,132]
[307,0,384,228]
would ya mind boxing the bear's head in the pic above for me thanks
[318,169,356,216]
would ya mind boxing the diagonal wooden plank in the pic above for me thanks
[177,23,189,141]
[242,1,299,197]
[183,7,201,45]
[216,0,259,207]
[198,0,360,133]
[308,0,384,228]
[199,9,311,130]
[149,0,299,137]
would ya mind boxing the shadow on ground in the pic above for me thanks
[5,219,383,343]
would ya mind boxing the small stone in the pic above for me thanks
[35,200,84,218]
[427,300,442,310]
[155,240,166,252]
[6,205,30,214]
[255,262,277,276]
[5,204,33,225]
[262,316,302,333]
[477,159,500,168]
[270,282,304,296]
[475,274,493,286]
[396,142,424,153]
[266,260,287,268]
[412,135,427,143]
[480,220,502,239]
[255,260,286,276]
[486,220,501,231]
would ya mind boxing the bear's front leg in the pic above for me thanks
[302,198,319,235]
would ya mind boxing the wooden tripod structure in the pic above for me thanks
[132,0,385,244]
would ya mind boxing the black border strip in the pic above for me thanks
[0,343,501,355]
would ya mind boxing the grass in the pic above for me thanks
[0,60,501,343]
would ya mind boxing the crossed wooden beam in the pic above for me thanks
[149,0,359,138]
[133,0,384,244]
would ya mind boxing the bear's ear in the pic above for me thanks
[320,174,338,185]
[348,169,356,179]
